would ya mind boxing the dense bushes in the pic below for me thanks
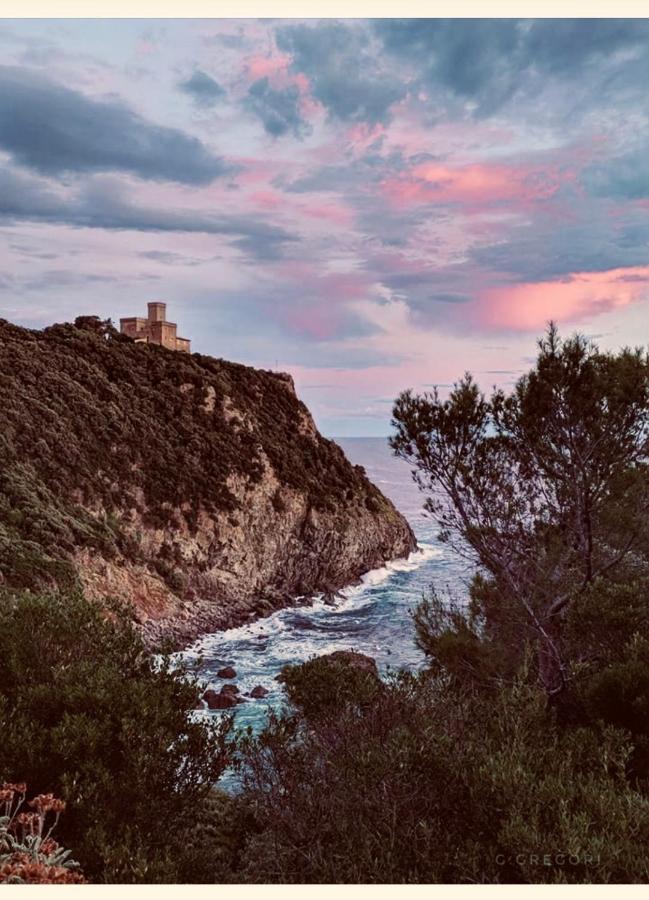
[0,588,231,882]
[232,657,649,883]
[5,587,649,884]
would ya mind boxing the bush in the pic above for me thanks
[233,659,649,883]
[0,588,231,882]
[278,650,383,719]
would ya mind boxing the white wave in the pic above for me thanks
[182,539,442,661]
[340,543,442,592]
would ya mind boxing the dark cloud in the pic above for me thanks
[245,77,309,138]
[583,150,649,200]
[377,19,521,112]
[178,69,225,107]
[276,22,404,124]
[0,65,232,184]
[202,31,249,49]
[429,293,471,304]
[0,168,299,262]
[281,151,390,193]
[138,250,205,266]
[374,19,649,116]
[21,269,119,291]
[470,202,649,281]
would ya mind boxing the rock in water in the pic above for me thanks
[0,316,416,649]
[217,666,237,679]
[249,685,269,699]
[203,689,238,710]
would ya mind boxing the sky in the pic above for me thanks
[1,18,649,436]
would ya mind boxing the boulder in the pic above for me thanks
[220,683,239,697]
[217,666,236,679]
[203,689,238,710]
[249,685,269,699]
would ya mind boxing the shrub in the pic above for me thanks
[0,588,231,882]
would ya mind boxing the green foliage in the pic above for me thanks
[173,789,256,884]
[232,661,649,883]
[0,588,231,882]
[412,590,507,687]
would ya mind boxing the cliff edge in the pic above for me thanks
[0,316,416,648]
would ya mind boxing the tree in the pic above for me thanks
[391,325,649,697]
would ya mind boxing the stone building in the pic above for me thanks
[120,302,191,353]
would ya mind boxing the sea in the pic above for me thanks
[181,437,471,732]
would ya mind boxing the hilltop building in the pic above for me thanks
[120,302,191,353]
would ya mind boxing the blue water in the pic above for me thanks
[182,437,470,730]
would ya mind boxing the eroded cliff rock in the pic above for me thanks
[0,316,416,648]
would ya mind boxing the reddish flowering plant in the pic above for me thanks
[0,783,85,884]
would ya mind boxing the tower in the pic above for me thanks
[148,301,167,323]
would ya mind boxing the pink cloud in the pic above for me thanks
[345,122,387,152]
[274,262,370,301]
[478,266,649,331]
[284,305,342,340]
[250,189,282,209]
[299,199,353,226]
[381,160,570,212]
[231,158,283,186]
[245,53,290,82]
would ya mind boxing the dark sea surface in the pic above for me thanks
[182,437,470,731]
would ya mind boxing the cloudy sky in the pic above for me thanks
[1,19,649,435]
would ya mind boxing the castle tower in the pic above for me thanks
[148,301,167,323]
[120,301,191,353]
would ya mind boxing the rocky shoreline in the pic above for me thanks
[139,532,417,651]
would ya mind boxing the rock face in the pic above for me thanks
[0,316,416,649]
[217,666,237,680]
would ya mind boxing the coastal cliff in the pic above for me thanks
[0,316,415,648]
